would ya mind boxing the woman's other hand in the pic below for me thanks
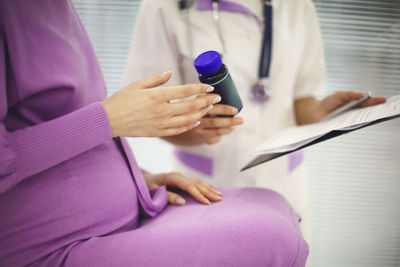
[102,71,221,137]
[143,172,223,205]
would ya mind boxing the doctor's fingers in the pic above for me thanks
[207,104,239,116]
[323,91,366,110]
[167,94,221,116]
[322,91,362,108]
[129,71,172,89]
[200,116,243,128]
[197,127,234,140]
[200,127,234,136]
[322,91,385,112]
[357,96,386,108]
[332,90,368,101]
[159,122,203,137]
[203,136,222,145]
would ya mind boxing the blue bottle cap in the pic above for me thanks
[194,51,222,75]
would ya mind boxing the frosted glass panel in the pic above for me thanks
[308,1,400,266]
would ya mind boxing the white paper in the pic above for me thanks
[255,95,400,154]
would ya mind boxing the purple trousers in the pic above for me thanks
[34,188,308,267]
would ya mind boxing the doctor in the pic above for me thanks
[124,0,385,243]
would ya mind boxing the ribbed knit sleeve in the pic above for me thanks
[0,29,112,194]
[0,103,113,195]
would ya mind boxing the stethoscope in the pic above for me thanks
[178,0,273,102]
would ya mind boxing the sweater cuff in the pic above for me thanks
[9,102,112,181]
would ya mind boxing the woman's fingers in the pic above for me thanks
[168,94,221,116]
[160,121,202,137]
[145,172,222,206]
[130,71,173,89]
[181,181,222,205]
[198,181,222,196]
[196,183,223,202]
[102,73,224,138]
[161,83,215,101]
[167,191,187,206]
[158,105,210,129]
[164,173,222,205]
[183,184,212,205]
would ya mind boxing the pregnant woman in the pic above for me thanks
[0,1,307,266]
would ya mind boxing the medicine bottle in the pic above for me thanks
[194,51,243,113]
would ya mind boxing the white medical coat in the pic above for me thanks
[124,0,326,241]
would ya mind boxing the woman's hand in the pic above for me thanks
[295,91,386,125]
[163,104,244,146]
[143,172,223,205]
[101,72,221,137]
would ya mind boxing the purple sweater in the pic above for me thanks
[0,1,310,266]
[0,1,167,265]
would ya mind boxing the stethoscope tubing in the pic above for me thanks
[212,0,228,55]
[179,0,273,101]
[259,0,273,80]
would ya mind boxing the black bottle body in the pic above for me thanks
[199,64,243,114]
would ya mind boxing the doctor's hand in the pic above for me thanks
[163,104,244,146]
[101,71,221,138]
[191,104,244,144]
[295,91,386,125]
[143,172,223,205]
